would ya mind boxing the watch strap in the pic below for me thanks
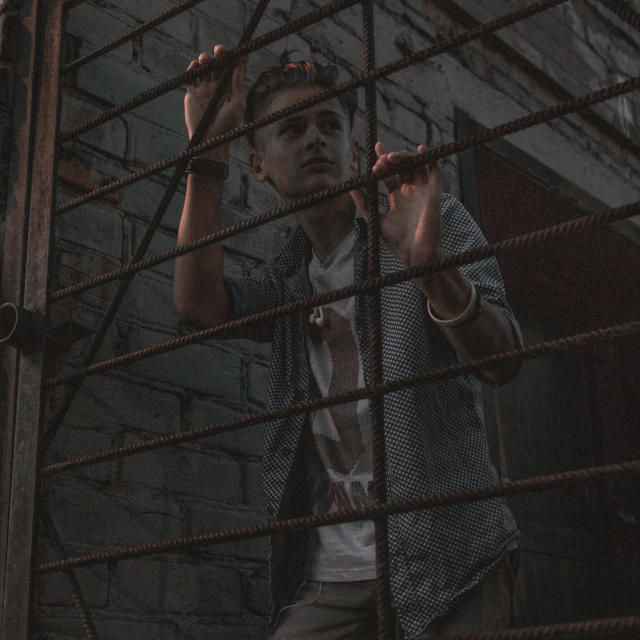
[185,157,229,179]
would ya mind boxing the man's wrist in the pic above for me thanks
[416,268,473,320]
[189,139,231,162]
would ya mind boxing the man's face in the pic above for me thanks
[249,86,359,202]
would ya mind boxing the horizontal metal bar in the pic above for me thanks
[56,0,570,215]
[40,317,640,476]
[44,196,640,390]
[37,0,274,465]
[63,0,209,74]
[52,59,640,298]
[37,456,640,571]
[58,0,362,143]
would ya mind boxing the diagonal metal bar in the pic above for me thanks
[361,1,393,638]
[39,317,640,477]
[51,73,640,299]
[596,0,640,32]
[59,0,361,142]
[63,0,209,74]
[43,198,640,389]
[38,0,273,462]
[38,496,99,639]
[36,455,640,571]
[55,0,570,216]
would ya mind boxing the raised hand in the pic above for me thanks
[184,44,247,154]
[350,142,446,271]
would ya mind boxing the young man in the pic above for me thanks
[174,44,523,639]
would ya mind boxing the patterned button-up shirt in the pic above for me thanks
[224,192,523,637]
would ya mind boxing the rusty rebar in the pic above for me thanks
[40,319,640,477]
[62,0,209,74]
[44,199,640,389]
[59,0,361,142]
[51,73,640,299]
[36,458,640,572]
[39,0,273,461]
[361,1,393,637]
[55,0,570,216]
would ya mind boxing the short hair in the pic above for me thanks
[245,61,358,149]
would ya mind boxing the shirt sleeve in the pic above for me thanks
[440,193,524,387]
[223,262,281,343]
[177,263,280,343]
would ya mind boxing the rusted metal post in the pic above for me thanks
[361,1,394,637]
[0,0,65,636]
[0,0,43,631]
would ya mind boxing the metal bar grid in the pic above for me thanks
[59,0,362,142]
[53,0,571,217]
[35,457,640,573]
[38,0,274,461]
[39,317,640,477]
[62,0,211,74]
[43,199,640,390]
[51,73,640,298]
[2,0,637,637]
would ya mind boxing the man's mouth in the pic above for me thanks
[303,157,333,167]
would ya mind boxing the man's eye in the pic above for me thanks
[284,124,303,134]
[322,121,340,130]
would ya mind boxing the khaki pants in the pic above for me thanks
[268,550,519,640]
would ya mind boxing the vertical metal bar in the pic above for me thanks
[39,0,273,461]
[361,1,393,637]
[0,0,41,629]
[1,0,65,636]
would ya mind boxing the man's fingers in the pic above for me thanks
[350,189,368,221]
[186,60,199,89]
[230,63,245,105]
[212,44,226,81]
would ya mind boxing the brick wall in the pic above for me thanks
[1,0,639,638]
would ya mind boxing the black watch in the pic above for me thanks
[185,158,229,179]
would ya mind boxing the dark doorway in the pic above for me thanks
[456,108,640,625]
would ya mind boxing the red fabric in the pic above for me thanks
[474,145,640,492]
[474,145,640,338]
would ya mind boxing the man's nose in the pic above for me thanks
[304,126,327,149]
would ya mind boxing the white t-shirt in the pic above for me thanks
[304,228,377,581]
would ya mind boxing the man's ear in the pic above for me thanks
[249,148,268,184]
[350,138,359,173]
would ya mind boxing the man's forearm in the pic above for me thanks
[173,145,230,325]
[415,265,520,384]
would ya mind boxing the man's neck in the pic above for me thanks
[295,194,356,263]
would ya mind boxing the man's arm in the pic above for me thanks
[173,44,244,328]
[174,163,231,328]
[416,266,521,385]
[350,143,522,386]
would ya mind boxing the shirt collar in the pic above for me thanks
[274,193,388,275]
